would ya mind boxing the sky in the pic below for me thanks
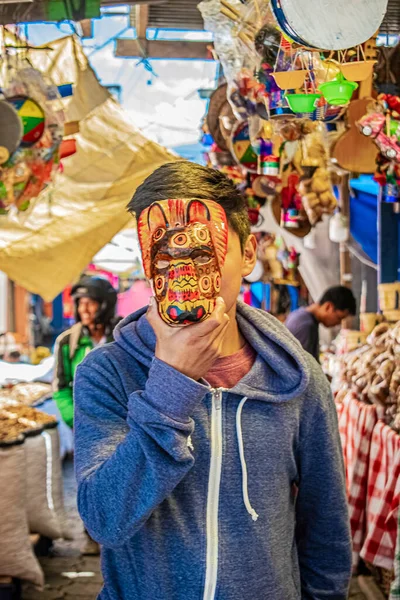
[25,6,218,148]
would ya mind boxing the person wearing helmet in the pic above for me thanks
[53,276,118,429]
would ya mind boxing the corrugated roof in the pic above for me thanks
[0,0,46,25]
[148,0,204,30]
[129,0,204,30]
[380,0,400,35]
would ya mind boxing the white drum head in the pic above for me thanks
[273,0,388,51]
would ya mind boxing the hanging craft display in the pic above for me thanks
[138,198,228,327]
[199,0,368,238]
[0,67,66,215]
[271,0,388,51]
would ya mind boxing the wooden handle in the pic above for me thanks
[220,0,241,18]
[220,6,239,23]
[220,0,257,31]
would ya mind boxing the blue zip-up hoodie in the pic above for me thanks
[74,302,352,600]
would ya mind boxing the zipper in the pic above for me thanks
[203,388,224,600]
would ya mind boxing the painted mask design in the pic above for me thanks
[138,198,228,326]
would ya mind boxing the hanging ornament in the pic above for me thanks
[7,96,46,147]
[0,67,66,215]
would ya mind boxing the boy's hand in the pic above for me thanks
[146,296,230,381]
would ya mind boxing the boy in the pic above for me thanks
[74,162,352,600]
[286,286,357,361]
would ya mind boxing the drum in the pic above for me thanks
[271,0,388,51]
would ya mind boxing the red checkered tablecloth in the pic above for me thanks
[337,394,378,567]
[360,421,400,570]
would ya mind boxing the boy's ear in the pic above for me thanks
[241,234,257,278]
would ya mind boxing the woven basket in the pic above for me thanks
[378,282,400,311]
[360,313,383,334]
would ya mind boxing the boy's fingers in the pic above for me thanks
[195,298,227,336]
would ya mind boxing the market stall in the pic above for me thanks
[197,0,386,309]
[197,1,400,595]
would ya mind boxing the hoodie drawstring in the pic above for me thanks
[236,397,259,522]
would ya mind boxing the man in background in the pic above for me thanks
[286,285,356,361]
[53,275,118,555]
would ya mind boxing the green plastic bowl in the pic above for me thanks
[319,78,358,106]
[284,93,321,114]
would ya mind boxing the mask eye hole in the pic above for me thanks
[193,255,211,265]
[172,233,189,247]
[195,227,211,243]
[153,228,165,242]
[155,259,170,269]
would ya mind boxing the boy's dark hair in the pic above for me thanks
[319,286,356,315]
[127,161,251,250]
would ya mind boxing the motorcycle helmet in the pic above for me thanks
[71,276,117,328]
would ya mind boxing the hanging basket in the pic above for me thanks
[271,69,307,90]
[319,74,358,106]
[338,45,376,82]
[340,60,376,82]
[284,93,321,113]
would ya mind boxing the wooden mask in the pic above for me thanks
[138,198,228,326]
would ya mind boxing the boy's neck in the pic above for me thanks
[219,304,245,357]
[306,304,321,323]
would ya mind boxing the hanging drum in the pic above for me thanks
[271,0,388,51]
[230,122,259,174]
[7,96,46,148]
[0,100,23,164]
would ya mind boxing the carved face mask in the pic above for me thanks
[138,198,228,326]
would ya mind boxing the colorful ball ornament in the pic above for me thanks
[8,95,46,147]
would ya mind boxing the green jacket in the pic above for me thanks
[53,323,113,428]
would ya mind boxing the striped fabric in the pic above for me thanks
[360,422,400,570]
[337,393,378,567]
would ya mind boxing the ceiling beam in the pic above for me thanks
[135,4,148,40]
[115,38,213,60]
[79,19,94,38]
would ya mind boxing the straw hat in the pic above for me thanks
[207,84,235,152]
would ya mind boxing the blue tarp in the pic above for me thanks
[350,175,379,264]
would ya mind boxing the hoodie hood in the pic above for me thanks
[114,301,310,403]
